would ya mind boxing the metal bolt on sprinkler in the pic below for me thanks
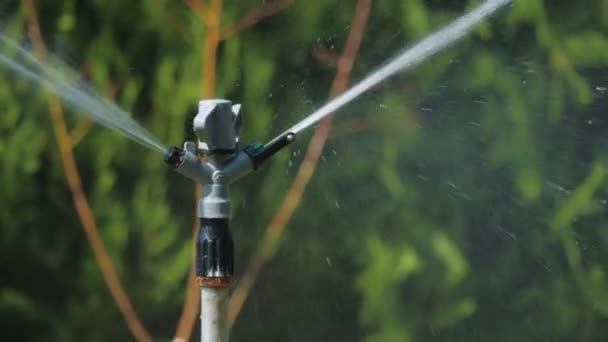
[164,99,295,342]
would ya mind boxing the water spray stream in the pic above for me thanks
[0,34,166,154]
[284,0,513,135]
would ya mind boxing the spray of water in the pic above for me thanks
[285,0,513,135]
[0,34,166,154]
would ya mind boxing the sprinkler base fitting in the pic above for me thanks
[196,277,233,288]
[197,218,234,279]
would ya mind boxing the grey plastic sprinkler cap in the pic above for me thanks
[194,99,242,154]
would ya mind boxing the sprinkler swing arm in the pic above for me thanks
[164,99,295,342]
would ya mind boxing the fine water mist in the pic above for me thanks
[285,0,513,135]
[0,35,166,154]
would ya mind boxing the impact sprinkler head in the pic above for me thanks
[164,99,296,185]
[164,101,295,342]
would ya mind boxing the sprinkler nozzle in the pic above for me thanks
[164,146,186,169]
[245,132,296,169]
[164,143,214,184]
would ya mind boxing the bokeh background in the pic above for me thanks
[2,0,608,341]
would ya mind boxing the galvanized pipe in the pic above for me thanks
[200,287,230,342]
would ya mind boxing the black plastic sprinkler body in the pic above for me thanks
[164,99,295,342]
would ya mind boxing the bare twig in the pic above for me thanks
[227,0,373,327]
[173,186,203,342]
[173,0,223,340]
[69,118,94,147]
[201,0,222,98]
[311,45,339,67]
[69,80,121,147]
[220,0,292,41]
[329,118,373,139]
[183,0,212,26]
[21,1,152,341]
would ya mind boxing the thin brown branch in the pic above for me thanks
[183,0,212,26]
[69,118,94,146]
[227,0,373,327]
[312,45,339,67]
[173,0,223,340]
[220,0,292,41]
[70,80,120,147]
[202,0,222,98]
[173,186,203,342]
[167,2,195,43]
[329,118,373,139]
[20,1,152,341]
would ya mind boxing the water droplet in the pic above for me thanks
[547,181,571,194]
[417,174,430,182]
[596,86,607,93]
[326,257,332,268]
[335,201,340,208]
[496,225,517,241]
[588,119,593,125]
[379,103,387,108]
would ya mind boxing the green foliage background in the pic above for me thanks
[1,0,608,341]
